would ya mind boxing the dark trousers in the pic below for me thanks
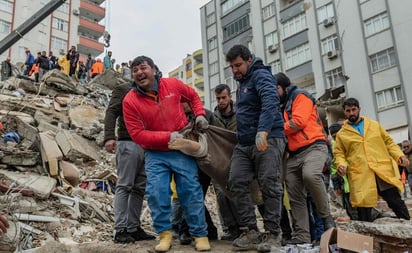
[357,187,410,221]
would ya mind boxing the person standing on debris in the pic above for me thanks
[402,140,412,193]
[334,97,410,221]
[104,82,155,244]
[90,58,104,78]
[1,57,12,81]
[49,51,57,69]
[211,84,241,241]
[225,44,286,252]
[276,72,335,245]
[123,55,211,252]
[121,62,131,81]
[37,51,50,81]
[85,54,95,82]
[24,49,35,76]
[103,51,113,71]
[57,54,70,75]
[68,46,79,77]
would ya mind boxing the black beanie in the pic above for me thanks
[329,123,342,135]
[275,72,291,89]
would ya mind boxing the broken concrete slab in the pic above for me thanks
[0,150,39,166]
[59,160,80,186]
[0,169,56,199]
[55,129,100,162]
[39,132,63,176]
[68,105,102,129]
[88,69,127,90]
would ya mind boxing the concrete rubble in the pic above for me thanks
[0,69,412,252]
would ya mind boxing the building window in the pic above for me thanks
[285,43,311,69]
[186,61,192,71]
[269,60,281,75]
[225,76,237,94]
[0,19,10,33]
[283,13,307,38]
[325,67,345,88]
[52,17,68,32]
[206,13,216,26]
[222,0,247,16]
[209,62,219,75]
[302,83,316,97]
[321,34,339,54]
[223,14,250,40]
[51,36,67,52]
[364,12,389,36]
[265,31,278,49]
[370,47,396,73]
[0,0,13,13]
[376,86,404,110]
[317,2,334,23]
[208,36,217,50]
[57,2,69,14]
[262,3,275,20]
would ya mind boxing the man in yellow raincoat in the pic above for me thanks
[334,97,410,221]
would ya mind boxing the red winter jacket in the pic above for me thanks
[123,77,205,151]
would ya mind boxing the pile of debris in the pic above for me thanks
[0,69,155,252]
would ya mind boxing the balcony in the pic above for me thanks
[194,77,204,89]
[79,17,105,38]
[193,49,203,62]
[80,0,105,23]
[193,63,203,75]
[78,36,104,57]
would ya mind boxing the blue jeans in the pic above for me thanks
[145,150,207,237]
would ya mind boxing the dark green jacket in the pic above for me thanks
[213,101,236,132]
[103,83,132,144]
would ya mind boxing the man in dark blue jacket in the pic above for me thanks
[226,44,285,252]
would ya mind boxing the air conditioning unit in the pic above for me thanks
[268,44,278,53]
[323,17,334,27]
[59,49,65,55]
[73,9,79,16]
[327,50,338,59]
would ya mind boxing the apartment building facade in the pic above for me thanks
[200,0,411,142]
[0,0,106,64]
[168,49,205,104]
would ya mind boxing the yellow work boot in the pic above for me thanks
[155,230,172,252]
[194,236,211,251]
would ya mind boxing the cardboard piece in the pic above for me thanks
[320,228,373,253]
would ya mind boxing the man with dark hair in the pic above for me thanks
[402,140,412,193]
[211,84,241,241]
[68,46,79,77]
[123,55,210,252]
[104,83,155,244]
[276,72,335,245]
[334,97,410,221]
[225,45,285,251]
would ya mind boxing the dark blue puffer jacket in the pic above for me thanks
[235,56,284,146]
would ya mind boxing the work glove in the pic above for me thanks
[195,115,209,130]
[169,131,183,143]
[255,131,268,151]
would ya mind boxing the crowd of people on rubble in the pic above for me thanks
[1,46,133,83]
[98,43,411,253]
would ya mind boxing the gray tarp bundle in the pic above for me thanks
[180,125,262,204]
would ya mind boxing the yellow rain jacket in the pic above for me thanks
[334,117,404,207]
[58,55,70,75]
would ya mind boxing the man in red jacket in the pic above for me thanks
[123,56,210,252]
